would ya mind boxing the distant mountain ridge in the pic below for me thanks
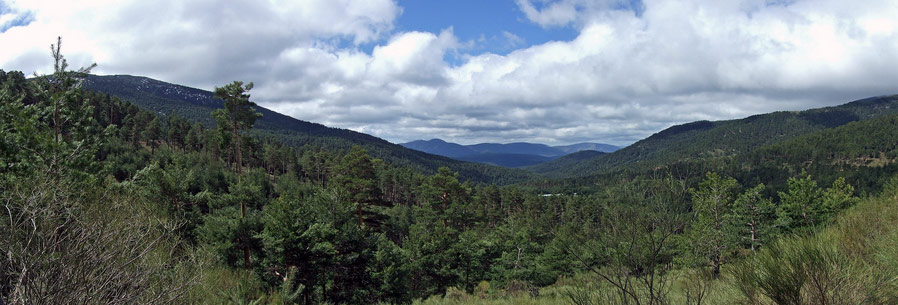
[467,142,568,157]
[399,139,477,158]
[553,143,621,154]
[399,139,618,167]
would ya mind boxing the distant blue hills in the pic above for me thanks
[399,139,619,168]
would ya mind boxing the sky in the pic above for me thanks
[1,0,898,146]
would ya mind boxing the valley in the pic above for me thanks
[399,138,618,168]
[45,71,898,304]
[3,10,898,302]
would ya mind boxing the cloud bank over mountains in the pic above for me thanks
[2,0,897,146]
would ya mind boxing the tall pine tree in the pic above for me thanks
[212,80,261,269]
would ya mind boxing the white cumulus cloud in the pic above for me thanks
[1,0,898,146]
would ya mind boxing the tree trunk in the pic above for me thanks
[357,202,364,228]
[233,116,249,270]
[749,222,757,252]
[442,192,449,227]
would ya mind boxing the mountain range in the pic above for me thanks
[399,139,619,167]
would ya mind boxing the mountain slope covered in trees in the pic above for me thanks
[530,95,898,179]
[83,74,532,184]
[400,138,618,168]
[455,153,556,168]
[401,139,619,158]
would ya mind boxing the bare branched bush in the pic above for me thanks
[1,175,197,304]
[681,269,712,305]
[560,176,689,305]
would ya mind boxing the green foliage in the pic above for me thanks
[775,174,857,234]
[198,205,263,268]
[487,217,553,287]
[733,234,898,305]
[820,177,858,218]
[406,221,463,298]
[776,174,824,230]
[213,81,261,133]
[396,183,896,305]
[687,172,740,277]
[212,80,261,173]
[559,177,690,305]
[334,146,386,228]
[732,184,776,252]
[144,116,162,151]
[0,44,105,187]
[165,112,191,150]
[0,73,44,182]
[186,122,206,151]
[419,167,473,228]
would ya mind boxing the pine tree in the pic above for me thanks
[212,81,261,175]
[732,183,775,252]
[821,177,857,219]
[421,167,470,228]
[143,116,161,153]
[334,146,383,228]
[185,122,204,152]
[212,80,261,269]
[688,172,740,278]
[165,112,189,150]
[3,37,102,184]
[776,174,823,232]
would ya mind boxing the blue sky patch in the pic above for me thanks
[0,3,34,33]
[396,0,577,64]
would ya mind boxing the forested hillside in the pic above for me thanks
[531,95,898,179]
[455,153,555,168]
[401,139,618,159]
[3,48,898,305]
[400,139,618,168]
[83,74,533,185]
[527,97,898,197]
